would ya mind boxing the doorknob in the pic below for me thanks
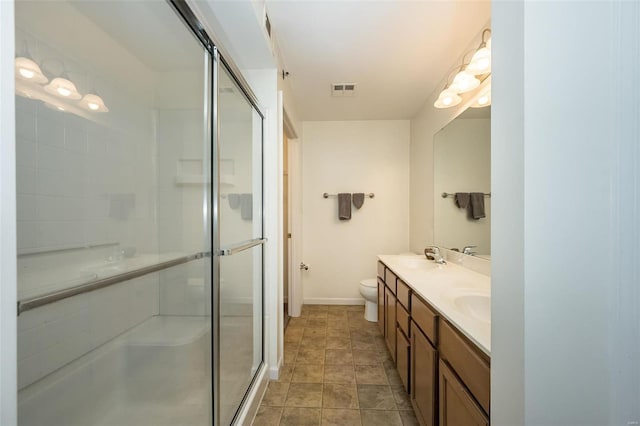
[300,262,309,271]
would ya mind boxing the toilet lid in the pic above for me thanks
[360,278,377,288]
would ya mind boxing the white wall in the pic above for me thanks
[434,117,491,254]
[0,0,17,423]
[301,120,410,303]
[493,1,640,425]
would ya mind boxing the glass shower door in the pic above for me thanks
[14,1,213,425]
[216,61,264,425]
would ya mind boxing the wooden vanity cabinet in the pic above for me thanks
[384,286,397,362]
[377,278,385,335]
[439,360,488,426]
[411,321,438,426]
[377,259,490,425]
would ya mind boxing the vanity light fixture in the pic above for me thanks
[434,27,491,109]
[15,57,49,84]
[79,93,109,112]
[44,68,82,100]
[466,29,492,75]
[471,87,491,108]
[434,87,462,109]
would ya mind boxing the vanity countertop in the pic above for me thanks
[378,254,491,356]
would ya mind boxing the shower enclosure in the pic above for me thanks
[14,1,264,425]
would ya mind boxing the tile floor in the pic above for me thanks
[253,305,419,426]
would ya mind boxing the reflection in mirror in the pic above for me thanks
[434,107,491,259]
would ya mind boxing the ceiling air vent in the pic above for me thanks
[332,83,357,97]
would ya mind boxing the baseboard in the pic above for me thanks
[234,362,268,426]
[269,355,283,380]
[303,297,365,305]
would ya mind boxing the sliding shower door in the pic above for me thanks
[215,59,265,425]
[15,1,213,425]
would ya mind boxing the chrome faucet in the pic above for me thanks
[462,245,477,256]
[424,246,446,264]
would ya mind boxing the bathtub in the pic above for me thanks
[18,316,212,426]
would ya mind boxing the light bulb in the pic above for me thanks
[14,57,48,84]
[57,87,71,97]
[471,89,491,108]
[467,46,492,75]
[19,68,35,79]
[79,93,109,112]
[44,77,82,100]
[434,88,461,109]
[449,70,480,94]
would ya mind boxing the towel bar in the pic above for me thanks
[323,192,375,199]
[441,192,491,199]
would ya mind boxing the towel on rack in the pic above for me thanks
[240,193,253,220]
[352,193,365,209]
[469,192,486,220]
[454,193,470,209]
[228,194,240,210]
[338,193,352,220]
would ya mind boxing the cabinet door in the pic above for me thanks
[439,360,488,426]
[411,322,437,426]
[396,327,410,393]
[385,287,397,362]
[377,278,385,335]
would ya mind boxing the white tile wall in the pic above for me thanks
[17,274,159,390]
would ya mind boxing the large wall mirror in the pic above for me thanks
[433,106,491,259]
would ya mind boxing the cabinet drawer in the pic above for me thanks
[439,320,490,414]
[397,303,410,337]
[377,261,386,279]
[385,269,397,294]
[411,294,438,345]
[396,279,410,310]
[396,328,410,393]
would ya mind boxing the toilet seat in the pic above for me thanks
[360,278,377,288]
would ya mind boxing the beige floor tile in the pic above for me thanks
[322,383,359,409]
[355,365,389,385]
[292,364,324,383]
[284,328,304,343]
[325,349,353,365]
[308,311,329,318]
[384,367,404,387]
[323,364,356,384]
[280,407,321,426]
[356,384,396,410]
[399,410,420,426]
[304,328,328,338]
[284,347,298,365]
[285,383,323,408]
[297,348,326,364]
[300,336,327,350]
[325,336,351,350]
[326,328,350,338]
[276,365,294,383]
[350,338,377,351]
[261,382,290,407]
[288,317,308,328]
[391,385,412,410]
[326,319,349,329]
[360,410,402,426]
[253,406,282,426]
[321,409,362,426]
[346,305,365,312]
[307,318,328,328]
[352,350,380,365]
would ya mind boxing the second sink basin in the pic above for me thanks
[441,288,491,324]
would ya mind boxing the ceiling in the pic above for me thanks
[266,0,491,121]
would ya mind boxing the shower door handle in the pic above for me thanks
[219,238,267,256]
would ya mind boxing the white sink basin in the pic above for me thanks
[442,288,491,324]
[395,256,439,271]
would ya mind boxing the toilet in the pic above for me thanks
[359,278,378,322]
